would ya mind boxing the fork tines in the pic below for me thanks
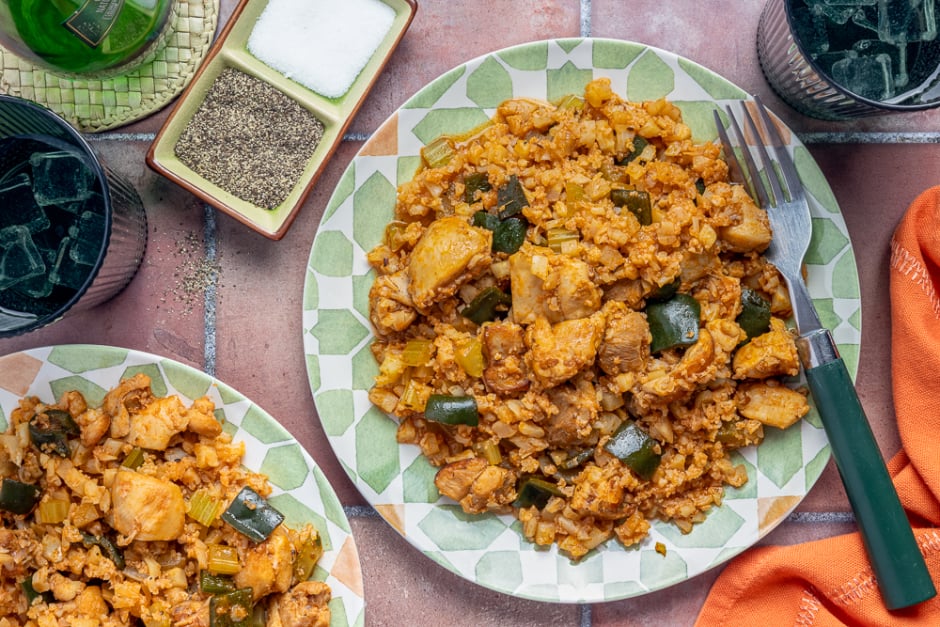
[713,96,803,209]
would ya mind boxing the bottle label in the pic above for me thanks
[63,0,126,47]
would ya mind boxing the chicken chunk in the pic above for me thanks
[498,98,556,136]
[597,302,650,376]
[732,317,800,379]
[525,313,605,388]
[186,396,223,437]
[110,469,185,541]
[570,463,631,520]
[482,321,530,395]
[435,457,516,514]
[509,243,602,325]
[126,395,190,451]
[407,216,492,311]
[369,270,417,336]
[735,381,809,429]
[169,600,210,627]
[234,526,294,600]
[719,190,772,253]
[104,373,154,439]
[266,581,332,627]
[638,328,722,403]
[545,382,598,447]
[75,407,110,448]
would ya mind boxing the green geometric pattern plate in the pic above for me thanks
[0,345,365,625]
[302,38,861,603]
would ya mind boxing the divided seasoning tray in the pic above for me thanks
[146,0,417,240]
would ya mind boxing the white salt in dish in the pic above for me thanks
[248,0,396,99]
[146,0,416,240]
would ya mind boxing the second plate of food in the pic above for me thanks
[302,38,860,603]
[0,345,365,624]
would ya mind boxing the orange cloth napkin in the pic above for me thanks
[695,186,940,626]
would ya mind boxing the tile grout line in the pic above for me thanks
[580,0,591,37]
[203,204,218,377]
[86,129,940,145]
[788,511,855,523]
[800,131,940,144]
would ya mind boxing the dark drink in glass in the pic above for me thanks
[789,0,939,104]
[758,0,940,118]
[0,95,147,338]
[0,136,107,322]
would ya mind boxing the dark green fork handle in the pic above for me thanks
[804,338,936,610]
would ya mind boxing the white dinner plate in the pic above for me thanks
[302,38,861,603]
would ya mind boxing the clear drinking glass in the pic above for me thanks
[758,0,940,119]
[0,95,148,338]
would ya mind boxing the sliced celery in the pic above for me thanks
[188,489,223,527]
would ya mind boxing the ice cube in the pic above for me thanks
[49,237,92,290]
[831,51,896,99]
[0,172,51,232]
[29,150,96,207]
[57,188,99,215]
[0,225,46,290]
[15,271,54,299]
[807,0,875,25]
[68,210,106,266]
[794,8,833,55]
[849,0,939,44]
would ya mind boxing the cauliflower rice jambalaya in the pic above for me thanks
[367,78,810,559]
[0,374,330,626]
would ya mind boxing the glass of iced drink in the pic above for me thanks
[758,0,940,119]
[0,95,147,338]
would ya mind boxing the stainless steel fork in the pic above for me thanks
[714,98,935,610]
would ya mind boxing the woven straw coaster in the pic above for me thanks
[0,0,219,133]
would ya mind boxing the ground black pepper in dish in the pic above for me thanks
[174,67,325,210]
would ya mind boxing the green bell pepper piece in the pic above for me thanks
[464,172,492,203]
[80,532,126,569]
[646,293,700,353]
[604,422,661,480]
[492,216,528,254]
[736,288,771,341]
[610,188,652,225]
[513,476,563,509]
[221,486,285,543]
[496,174,529,219]
[460,286,512,325]
[29,409,79,457]
[209,587,255,627]
[0,479,41,515]
[200,571,238,595]
[617,136,649,165]
[647,277,681,303]
[472,210,500,231]
[424,395,479,426]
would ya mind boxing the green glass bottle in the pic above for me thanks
[0,0,175,76]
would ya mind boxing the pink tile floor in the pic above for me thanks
[2,1,939,624]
